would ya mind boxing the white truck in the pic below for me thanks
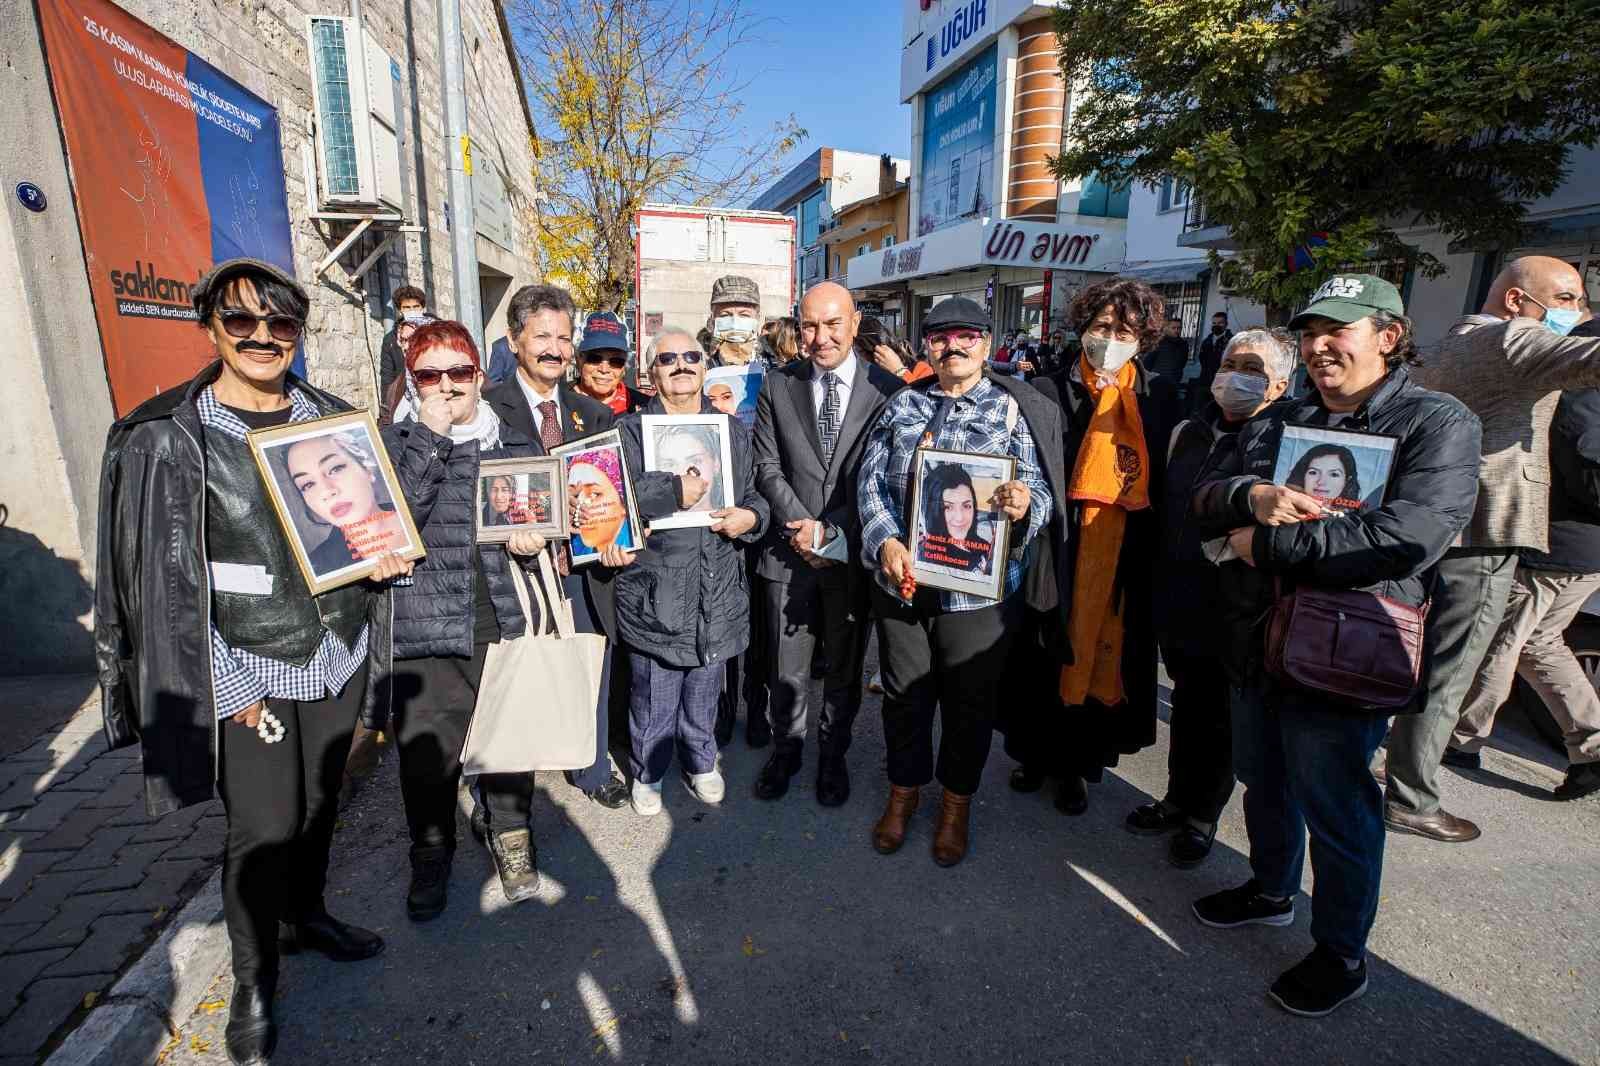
[632,204,796,386]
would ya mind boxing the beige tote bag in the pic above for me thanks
[462,549,604,774]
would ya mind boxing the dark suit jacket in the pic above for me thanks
[753,356,902,586]
[482,375,619,634]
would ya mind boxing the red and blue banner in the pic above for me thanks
[38,0,299,416]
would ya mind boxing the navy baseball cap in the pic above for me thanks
[578,311,628,353]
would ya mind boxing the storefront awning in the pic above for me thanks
[1117,260,1211,285]
[845,216,1129,290]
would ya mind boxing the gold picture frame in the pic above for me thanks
[246,410,426,594]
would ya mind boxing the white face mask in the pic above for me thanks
[1210,371,1271,418]
[713,315,757,344]
[1082,333,1139,373]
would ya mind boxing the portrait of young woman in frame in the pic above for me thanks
[248,410,425,593]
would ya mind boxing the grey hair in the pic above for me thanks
[644,326,698,374]
[1223,327,1297,381]
[506,284,576,337]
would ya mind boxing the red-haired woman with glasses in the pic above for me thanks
[382,320,553,916]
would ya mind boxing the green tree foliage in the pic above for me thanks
[1051,0,1600,312]
[508,0,804,310]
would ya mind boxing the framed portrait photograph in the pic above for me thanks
[639,414,737,530]
[703,364,764,428]
[247,411,425,594]
[908,447,1017,600]
[550,429,642,567]
[475,456,566,543]
[1272,424,1400,516]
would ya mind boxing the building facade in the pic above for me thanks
[820,181,910,333]
[846,0,1129,346]
[0,0,540,673]
[750,147,910,302]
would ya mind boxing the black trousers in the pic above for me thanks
[217,665,365,986]
[872,585,1019,796]
[719,551,770,741]
[762,574,869,756]
[391,643,535,855]
[1162,649,1236,824]
[562,571,615,794]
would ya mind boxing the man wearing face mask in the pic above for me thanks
[701,275,773,746]
[1125,328,1295,868]
[1193,311,1234,412]
[1381,256,1600,843]
[705,274,769,369]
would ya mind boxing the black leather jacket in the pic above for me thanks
[94,362,394,817]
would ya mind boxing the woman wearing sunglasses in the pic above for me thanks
[576,310,648,414]
[382,320,556,916]
[94,258,411,1065]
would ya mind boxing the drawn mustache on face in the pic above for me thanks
[536,354,563,365]
[670,368,695,377]
[237,342,280,354]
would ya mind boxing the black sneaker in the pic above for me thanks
[1554,761,1600,801]
[489,828,540,903]
[406,850,451,922]
[1269,945,1369,1017]
[1440,747,1481,771]
[1193,879,1295,928]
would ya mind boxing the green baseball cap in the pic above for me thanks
[1288,274,1404,330]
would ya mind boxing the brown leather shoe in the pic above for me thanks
[931,789,973,867]
[1383,802,1481,842]
[872,785,920,854]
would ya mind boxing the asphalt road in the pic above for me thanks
[163,677,1599,1066]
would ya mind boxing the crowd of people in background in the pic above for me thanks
[93,251,1600,1062]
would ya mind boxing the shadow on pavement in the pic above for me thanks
[165,715,1589,1066]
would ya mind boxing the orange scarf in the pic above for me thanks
[1059,355,1151,707]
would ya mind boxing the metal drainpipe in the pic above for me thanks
[438,0,481,333]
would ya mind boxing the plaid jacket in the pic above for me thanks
[858,377,1051,611]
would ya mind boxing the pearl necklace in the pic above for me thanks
[257,708,287,744]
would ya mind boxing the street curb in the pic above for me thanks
[39,727,392,1065]
[42,869,227,1066]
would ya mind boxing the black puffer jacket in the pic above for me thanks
[613,398,770,669]
[1193,366,1483,692]
[94,362,393,817]
[383,418,538,659]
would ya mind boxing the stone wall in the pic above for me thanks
[0,0,540,672]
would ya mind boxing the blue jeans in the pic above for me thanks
[1232,682,1390,960]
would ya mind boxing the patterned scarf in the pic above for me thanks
[1059,355,1150,707]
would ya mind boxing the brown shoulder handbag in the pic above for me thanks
[1263,581,1428,709]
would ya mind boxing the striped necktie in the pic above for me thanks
[818,371,841,466]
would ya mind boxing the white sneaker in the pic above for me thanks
[867,672,884,694]
[684,766,725,805]
[631,779,663,817]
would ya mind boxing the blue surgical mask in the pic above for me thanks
[1524,294,1582,336]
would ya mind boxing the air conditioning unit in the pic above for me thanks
[1216,258,1247,296]
[307,16,404,211]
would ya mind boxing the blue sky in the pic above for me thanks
[734,1,912,172]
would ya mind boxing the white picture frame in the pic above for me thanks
[907,446,1016,600]
[639,413,737,529]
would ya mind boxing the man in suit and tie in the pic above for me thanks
[482,283,630,810]
[753,281,902,805]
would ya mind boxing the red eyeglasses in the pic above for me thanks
[411,364,477,387]
[583,353,629,369]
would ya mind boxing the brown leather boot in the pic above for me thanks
[872,785,920,854]
[931,789,973,867]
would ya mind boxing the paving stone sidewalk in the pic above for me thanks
[0,681,223,1065]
